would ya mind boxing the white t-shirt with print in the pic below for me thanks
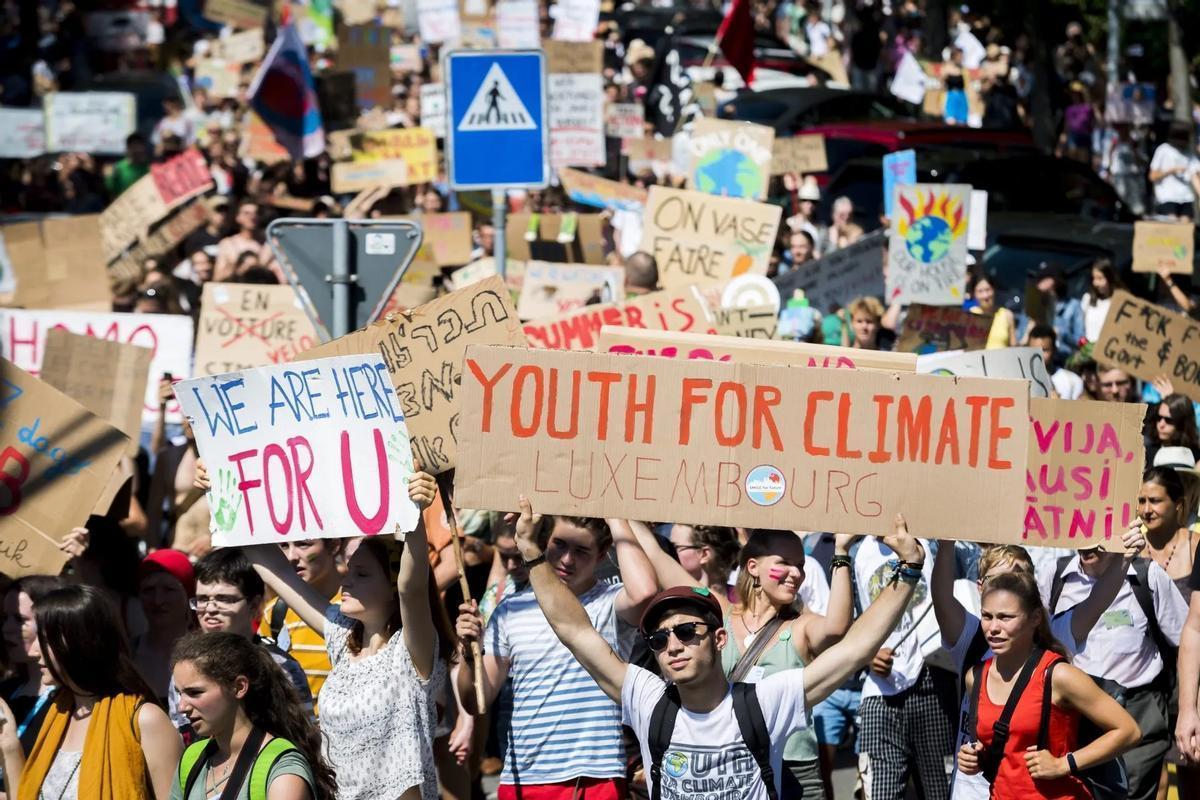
[1150,143,1198,205]
[622,664,811,800]
[854,538,936,698]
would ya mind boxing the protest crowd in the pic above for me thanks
[5,0,1200,799]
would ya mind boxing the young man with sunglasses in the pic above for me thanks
[511,496,927,800]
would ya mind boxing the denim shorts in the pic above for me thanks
[812,686,861,748]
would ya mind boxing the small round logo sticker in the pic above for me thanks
[745,465,786,507]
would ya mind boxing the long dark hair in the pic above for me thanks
[6,576,64,681]
[35,584,155,701]
[980,571,1068,658]
[172,633,336,799]
[347,537,457,663]
[1160,394,1200,451]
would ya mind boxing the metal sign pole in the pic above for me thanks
[331,219,352,338]
[492,188,507,279]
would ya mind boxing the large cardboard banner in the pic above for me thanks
[1025,398,1145,552]
[524,286,714,351]
[39,330,151,456]
[917,347,1051,398]
[686,118,774,200]
[1096,291,1200,402]
[194,284,319,376]
[175,355,420,546]
[2,217,111,310]
[774,230,886,312]
[394,212,473,266]
[0,310,194,425]
[1132,221,1194,275]
[517,263,626,320]
[0,360,128,577]
[598,327,918,372]
[454,345,1029,539]
[887,183,970,305]
[294,277,525,474]
[640,186,782,289]
[897,304,992,354]
[43,92,135,155]
[100,149,214,261]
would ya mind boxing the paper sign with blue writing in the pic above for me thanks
[0,359,128,578]
[886,183,970,305]
[917,347,1051,398]
[882,149,916,218]
[174,355,421,546]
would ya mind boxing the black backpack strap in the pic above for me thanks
[1037,657,1066,751]
[1048,555,1074,615]
[1128,558,1172,659]
[959,627,990,698]
[980,649,1045,784]
[647,685,681,800]
[966,662,984,743]
[731,683,779,800]
[269,598,289,642]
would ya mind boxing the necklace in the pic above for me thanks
[741,610,777,648]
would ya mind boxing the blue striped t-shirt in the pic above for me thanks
[487,580,633,786]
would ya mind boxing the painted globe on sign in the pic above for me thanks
[903,215,953,263]
[694,149,761,198]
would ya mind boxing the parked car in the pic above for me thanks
[717,87,917,132]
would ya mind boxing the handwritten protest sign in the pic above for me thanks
[882,149,916,218]
[1133,221,1194,274]
[898,304,992,354]
[392,212,472,266]
[176,355,420,545]
[215,27,265,62]
[100,149,213,261]
[917,347,1051,398]
[968,190,988,251]
[710,306,778,339]
[455,344,1028,539]
[194,59,241,99]
[194,284,319,376]
[107,201,209,285]
[149,149,214,207]
[625,138,673,179]
[1024,398,1144,551]
[2,217,110,310]
[294,277,524,474]
[548,75,605,168]
[0,109,46,159]
[420,83,447,138]
[686,118,774,200]
[449,258,525,291]
[641,186,782,289]
[39,330,151,456]
[331,160,409,193]
[43,92,135,155]
[496,0,539,46]
[338,25,391,108]
[770,135,827,175]
[605,103,644,139]
[551,0,599,40]
[1096,291,1200,402]
[0,309,194,425]
[773,230,886,313]
[886,183,970,305]
[598,327,917,372]
[352,128,438,183]
[416,0,462,43]
[524,286,714,350]
[0,361,129,577]
[203,0,268,28]
[505,213,606,265]
[517,263,625,320]
[558,167,648,212]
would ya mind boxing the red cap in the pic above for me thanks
[139,549,196,597]
[638,585,724,636]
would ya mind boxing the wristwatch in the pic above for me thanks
[523,551,547,569]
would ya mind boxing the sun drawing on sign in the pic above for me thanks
[896,189,966,265]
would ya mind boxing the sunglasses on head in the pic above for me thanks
[644,621,710,652]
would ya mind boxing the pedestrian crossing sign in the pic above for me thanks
[445,50,549,190]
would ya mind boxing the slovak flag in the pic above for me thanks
[247,24,325,160]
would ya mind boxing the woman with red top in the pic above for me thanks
[958,571,1141,798]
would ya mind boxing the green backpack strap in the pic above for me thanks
[179,738,214,798]
[249,737,299,800]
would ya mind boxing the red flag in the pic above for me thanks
[717,0,756,85]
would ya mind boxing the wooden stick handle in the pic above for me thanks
[445,504,485,712]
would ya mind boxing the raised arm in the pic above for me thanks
[244,544,332,636]
[620,519,698,592]
[931,537,966,646]
[609,518,659,625]
[802,515,925,707]
[399,472,439,680]
[1067,526,1145,647]
[517,496,628,702]
[803,534,855,654]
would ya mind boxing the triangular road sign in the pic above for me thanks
[458,62,536,131]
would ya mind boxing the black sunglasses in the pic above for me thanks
[644,622,710,652]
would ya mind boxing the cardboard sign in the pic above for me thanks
[968,190,988,251]
[338,25,392,109]
[882,149,916,218]
[544,40,603,74]
[687,118,774,200]
[606,103,644,139]
[416,0,462,43]
[1025,398,1145,552]
[496,0,540,48]
[420,83,447,138]
[549,73,605,169]
[108,201,209,284]
[551,0,599,41]
[898,304,992,354]
[332,160,409,193]
[39,330,152,456]
[625,137,673,178]
[389,212,471,266]
[176,355,420,545]
[598,327,918,372]
[0,108,46,159]
[1133,221,1194,274]
[100,149,212,261]
[0,360,129,578]
[524,286,714,350]
[294,277,524,474]
[194,284,319,376]
[558,167,647,212]
[506,213,606,264]
[0,310,194,425]
[887,183,970,305]
[641,186,782,289]
[770,135,827,175]
[216,27,265,62]
[203,0,268,28]
[43,92,135,155]
[517,263,625,320]
[917,347,1051,398]
[454,345,1029,539]
[1096,291,1200,402]
[2,217,111,310]
[710,306,778,339]
[242,113,290,164]
[194,59,241,99]
[774,230,886,313]
[150,149,214,207]
[352,128,438,184]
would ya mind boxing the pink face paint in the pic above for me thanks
[768,566,789,583]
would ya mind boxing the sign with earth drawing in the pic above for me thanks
[686,118,775,201]
[886,183,971,306]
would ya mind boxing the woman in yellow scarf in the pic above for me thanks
[0,584,182,800]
